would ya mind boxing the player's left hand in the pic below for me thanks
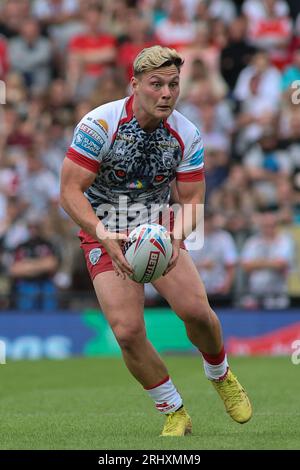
[163,233,181,275]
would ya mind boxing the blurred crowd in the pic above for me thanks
[0,0,300,311]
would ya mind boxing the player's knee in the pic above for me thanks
[180,295,212,325]
[114,323,146,351]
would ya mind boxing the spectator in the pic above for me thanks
[179,21,228,98]
[0,196,28,252]
[278,112,300,221]
[89,69,127,109]
[31,0,83,58]
[105,0,136,39]
[285,0,300,18]
[9,212,59,311]
[5,72,28,106]
[244,129,290,177]
[281,47,300,92]
[8,17,52,94]
[31,0,80,26]
[220,16,256,90]
[44,78,74,126]
[234,51,282,154]
[178,79,234,134]
[67,4,117,99]
[20,149,60,215]
[243,128,290,210]
[0,0,31,39]
[154,0,196,49]
[118,11,156,82]
[208,0,237,25]
[210,164,259,242]
[0,34,9,80]
[242,0,290,22]
[234,50,282,105]
[185,210,238,306]
[243,0,293,69]
[241,211,294,308]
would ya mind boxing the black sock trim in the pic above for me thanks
[175,404,183,412]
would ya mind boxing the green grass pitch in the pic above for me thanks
[0,356,299,450]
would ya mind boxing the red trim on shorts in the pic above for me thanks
[79,231,114,280]
[111,95,134,144]
[144,375,170,390]
[163,120,185,157]
[176,168,205,182]
[201,346,226,365]
[66,148,100,174]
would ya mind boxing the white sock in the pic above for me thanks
[144,376,183,414]
[203,356,229,381]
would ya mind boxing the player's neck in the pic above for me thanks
[132,98,161,133]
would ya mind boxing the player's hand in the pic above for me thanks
[98,231,134,279]
[163,233,181,276]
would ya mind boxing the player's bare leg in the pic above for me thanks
[153,249,252,424]
[93,271,167,387]
[153,249,223,354]
[93,271,190,434]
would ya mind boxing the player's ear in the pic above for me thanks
[131,76,139,92]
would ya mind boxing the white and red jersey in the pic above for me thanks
[66,95,204,231]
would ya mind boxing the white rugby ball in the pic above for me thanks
[124,223,173,283]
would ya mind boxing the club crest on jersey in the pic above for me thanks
[114,141,126,156]
[162,152,174,169]
[89,248,102,265]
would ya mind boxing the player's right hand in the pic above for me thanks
[97,231,134,279]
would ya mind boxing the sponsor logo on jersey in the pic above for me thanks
[75,131,102,157]
[116,133,136,143]
[79,123,105,145]
[87,118,109,135]
[89,248,102,265]
[159,140,179,150]
[97,119,108,132]
[190,130,202,151]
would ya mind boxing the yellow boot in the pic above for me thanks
[160,406,192,436]
[212,370,252,423]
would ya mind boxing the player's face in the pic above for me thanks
[132,65,180,120]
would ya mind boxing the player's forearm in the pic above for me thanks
[173,180,205,241]
[60,189,105,240]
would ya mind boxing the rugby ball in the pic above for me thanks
[123,223,173,283]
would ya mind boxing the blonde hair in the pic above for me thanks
[133,45,184,76]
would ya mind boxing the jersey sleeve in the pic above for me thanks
[176,128,205,182]
[66,114,109,174]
